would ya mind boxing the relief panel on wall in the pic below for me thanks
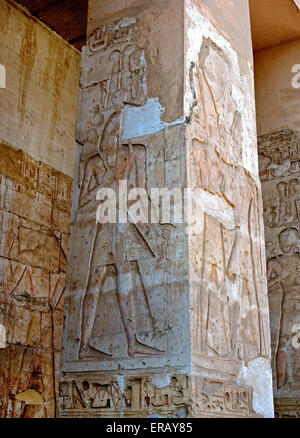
[0,142,72,418]
[62,18,189,384]
[259,129,300,417]
[59,375,190,418]
[188,38,271,378]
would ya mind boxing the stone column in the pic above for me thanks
[60,0,274,418]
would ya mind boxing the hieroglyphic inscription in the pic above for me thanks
[59,375,190,417]
[275,398,300,418]
[192,377,257,418]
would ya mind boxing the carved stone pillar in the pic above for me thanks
[60,0,274,418]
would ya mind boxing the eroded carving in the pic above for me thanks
[59,375,190,417]
[78,134,170,359]
[64,20,173,364]
[190,39,269,369]
[60,16,271,419]
[275,398,300,418]
[259,129,300,409]
[192,377,257,418]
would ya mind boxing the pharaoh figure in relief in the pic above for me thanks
[73,21,171,361]
[259,129,300,403]
[190,38,269,366]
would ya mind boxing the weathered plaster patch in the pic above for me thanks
[0,65,5,89]
[122,98,183,141]
[115,16,136,29]
[0,324,6,349]
[237,358,274,418]
[195,189,235,230]
[151,374,172,389]
[116,375,125,393]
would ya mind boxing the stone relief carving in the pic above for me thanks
[62,18,271,418]
[191,38,243,168]
[64,20,175,365]
[80,22,146,112]
[275,398,300,418]
[259,129,300,401]
[0,142,72,418]
[59,374,257,418]
[59,375,190,417]
[189,38,270,370]
[78,133,170,359]
[192,377,257,418]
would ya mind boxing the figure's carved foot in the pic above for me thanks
[128,340,164,357]
[79,344,111,360]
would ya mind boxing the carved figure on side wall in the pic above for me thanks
[267,227,300,388]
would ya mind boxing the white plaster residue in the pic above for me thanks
[0,64,6,89]
[0,324,6,349]
[141,52,148,96]
[237,358,274,418]
[185,0,258,176]
[102,276,116,294]
[116,375,125,393]
[293,0,300,11]
[118,273,132,288]
[152,374,172,389]
[122,98,183,141]
[228,275,241,303]
[113,16,136,30]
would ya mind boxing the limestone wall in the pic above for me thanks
[255,40,300,417]
[255,38,300,138]
[0,0,80,177]
[0,142,72,418]
[0,0,80,417]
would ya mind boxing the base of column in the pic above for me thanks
[59,371,262,418]
[275,398,300,418]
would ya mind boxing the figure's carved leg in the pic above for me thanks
[117,262,163,357]
[276,341,288,389]
[79,265,111,360]
[276,292,289,388]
